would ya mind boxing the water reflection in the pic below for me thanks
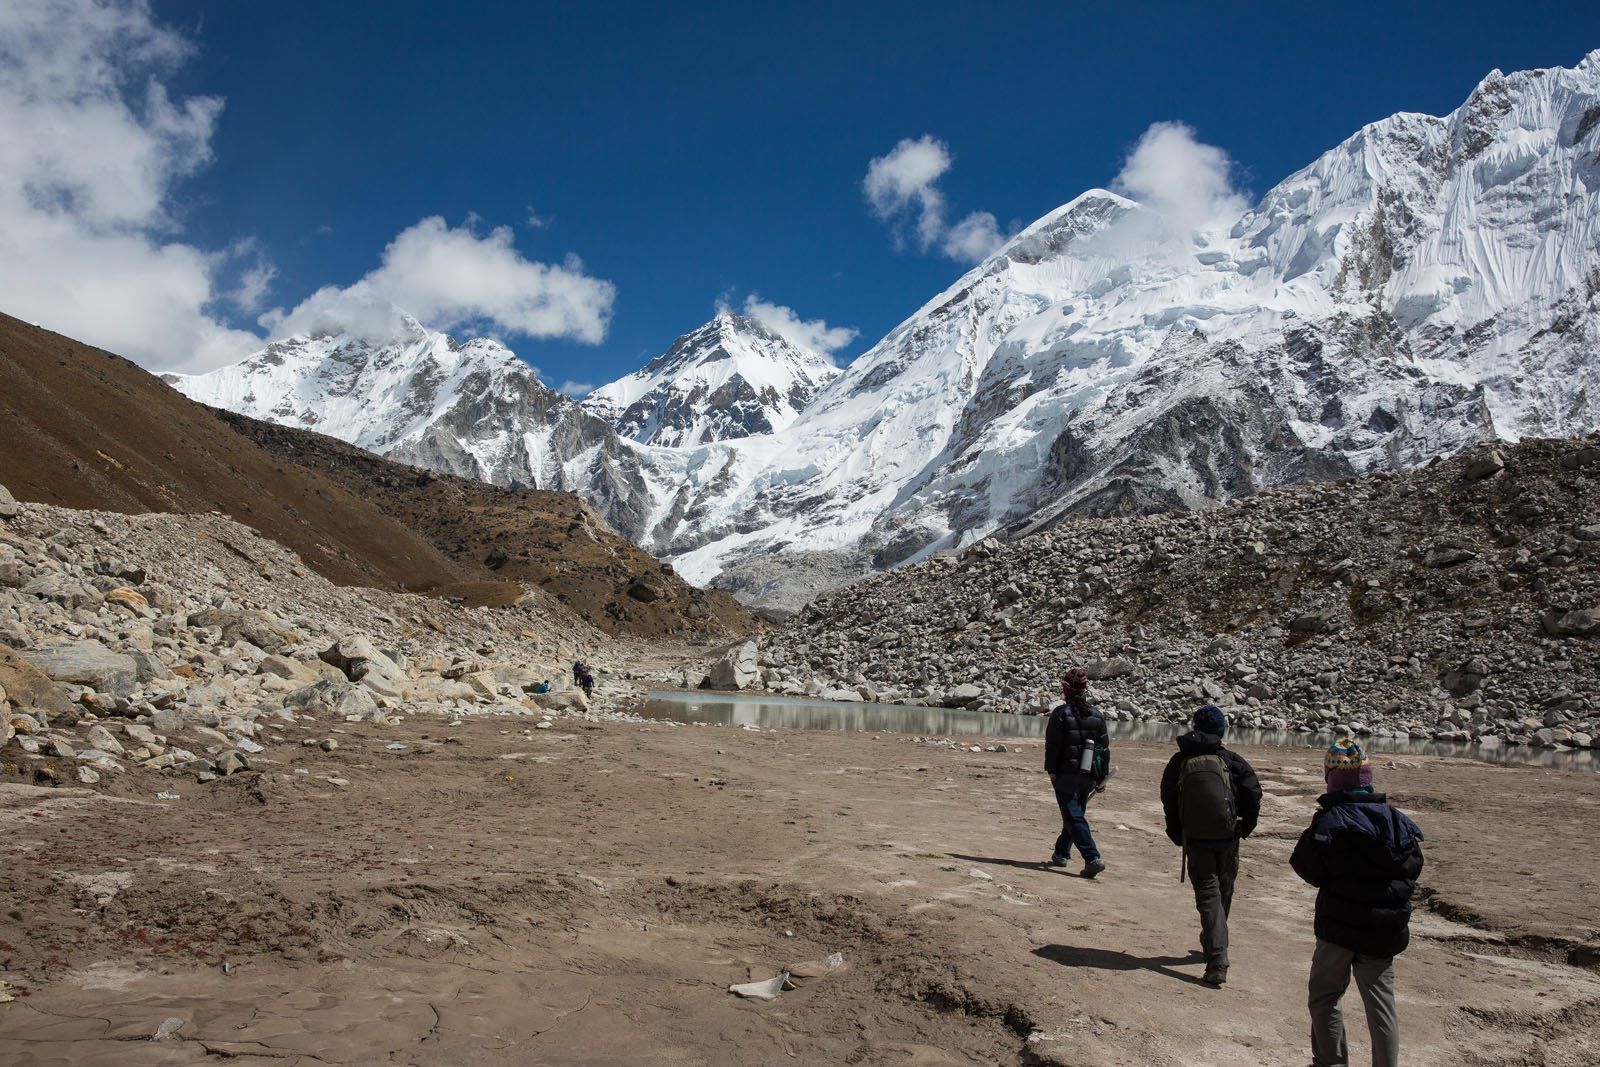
[637,692,1599,773]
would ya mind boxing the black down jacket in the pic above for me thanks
[1290,791,1425,957]
[1043,694,1109,778]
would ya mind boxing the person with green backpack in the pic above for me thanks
[1159,705,1262,987]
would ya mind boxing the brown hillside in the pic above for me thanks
[0,312,463,591]
[214,410,753,637]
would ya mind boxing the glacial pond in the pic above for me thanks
[635,691,1600,773]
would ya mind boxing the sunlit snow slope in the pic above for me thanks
[663,51,1600,605]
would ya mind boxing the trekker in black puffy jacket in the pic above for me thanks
[1290,738,1424,1067]
[1158,705,1262,987]
[1042,668,1110,878]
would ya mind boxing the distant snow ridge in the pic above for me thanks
[170,307,664,543]
[179,51,1600,610]
[582,311,839,447]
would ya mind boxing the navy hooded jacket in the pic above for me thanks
[1290,790,1425,957]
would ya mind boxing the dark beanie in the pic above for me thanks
[1194,705,1227,737]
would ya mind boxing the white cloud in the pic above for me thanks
[863,135,1011,263]
[264,217,615,346]
[0,0,259,372]
[1112,121,1248,233]
[557,379,594,398]
[739,294,857,359]
[0,1,615,374]
[225,240,276,313]
[941,210,1006,264]
[864,135,951,251]
[525,207,549,229]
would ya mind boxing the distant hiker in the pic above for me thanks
[1291,739,1424,1067]
[572,661,585,686]
[1159,704,1262,988]
[532,679,551,694]
[576,663,596,699]
[1043,667,1110,878]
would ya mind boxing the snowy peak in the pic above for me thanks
[171,306,541,457]
[170,302,659,531]
[663,49,1600,607]
[582,311,840,447]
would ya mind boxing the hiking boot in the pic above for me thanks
[1201,966,1228,987]
[1046,854,1069,867]
[1081,858,1106,879]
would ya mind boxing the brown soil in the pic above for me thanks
[214,410,753,638]
[0,312,462,592]
[1,714,1595,1065]
[0,312,751,639]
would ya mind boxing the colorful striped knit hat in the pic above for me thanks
[1324,738,1374,791]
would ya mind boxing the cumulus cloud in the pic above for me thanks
[264,217,615,344]
[0,0,260,371]
[862,135,1010,264]
[225,240,276,313]
[1112,121,1248,233]
[738,294,857,359]
[940,210,1006,263]
[0,1,616,373]
[864,135,951,251]
[556,379,594,398]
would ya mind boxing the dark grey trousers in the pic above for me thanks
[1309,939,1399,1067]
[1185,841,1238,969]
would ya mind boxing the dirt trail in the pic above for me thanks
[1,714,1596,1066]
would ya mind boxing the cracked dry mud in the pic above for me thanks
[1,717,1597,1066]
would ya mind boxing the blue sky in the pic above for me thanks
[4,1,1597,386]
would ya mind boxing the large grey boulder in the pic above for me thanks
[286,678,383,721]
[1083,657,1136,680]
[189,609,296,653]
[707,641,760,690]
[529,690,589,712]
[27,641,138,699]
[22,575,103,611]
[319,634,405,697]
[944,682,984,707]
[1461,450,1506,481]
[0,645,77,724]
[0,483,18,520]
[1543,608,1600,638]
[257,654,336,684]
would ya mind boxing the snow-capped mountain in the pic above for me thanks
[582,311,839,447]
[661,50,1600,606]
[175,52,1600,610]
[170,306,662,542]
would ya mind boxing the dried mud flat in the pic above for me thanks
[1,716,1597,1066]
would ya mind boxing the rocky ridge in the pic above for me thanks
[734,438,1600,750]
[0,486,679,791]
